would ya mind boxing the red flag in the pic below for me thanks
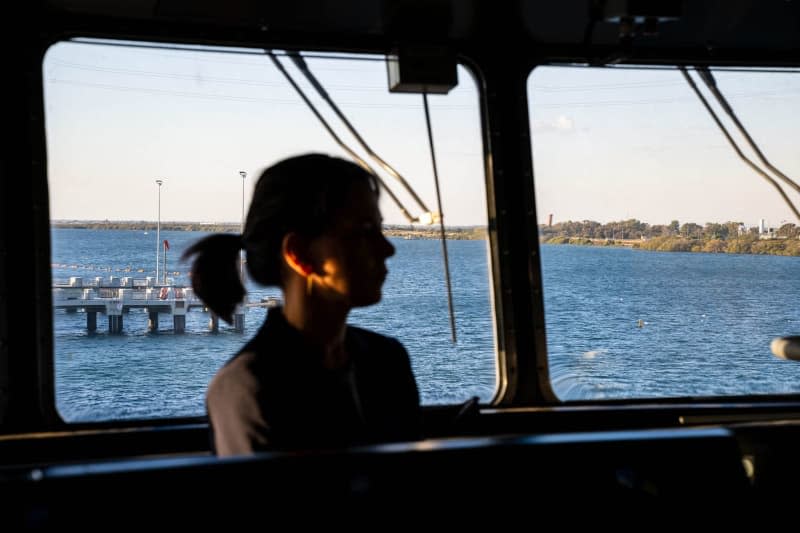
[163,239,170,251]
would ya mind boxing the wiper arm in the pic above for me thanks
[284,51,438,224]
[695,67,800,197]
[269,49,458,342]
[266,51,419,224]
[680,66,800,222]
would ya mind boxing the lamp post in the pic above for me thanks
[239,170,246,281]
[155,179,163,284]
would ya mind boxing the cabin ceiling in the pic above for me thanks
[43,0,800,62]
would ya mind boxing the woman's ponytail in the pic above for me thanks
[182,234,245,323]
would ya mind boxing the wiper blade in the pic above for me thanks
[680,66,800,222]
[266,51,419,224]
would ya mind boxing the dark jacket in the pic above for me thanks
[207,308,422,456]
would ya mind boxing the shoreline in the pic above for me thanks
[51,221,487,240]
[541,237,800,257]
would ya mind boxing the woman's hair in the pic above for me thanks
[182,154,379,322]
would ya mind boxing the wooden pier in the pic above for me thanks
[52,276,246,334]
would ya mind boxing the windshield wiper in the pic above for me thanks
[267,50,457,342]
[680,66,800,222]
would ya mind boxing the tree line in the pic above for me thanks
[540,219,800,256]
[51,221,488,240]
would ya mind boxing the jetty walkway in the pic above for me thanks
[53,276,248,334]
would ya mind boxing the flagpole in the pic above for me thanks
[239,170,247,282]
[163,240,168,284]
[155,179,163,284]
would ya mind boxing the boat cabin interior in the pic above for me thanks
[3,0,800,520]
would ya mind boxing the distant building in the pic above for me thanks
[755,218,779,239]
[548,214,553,227]
[737,224,747,236]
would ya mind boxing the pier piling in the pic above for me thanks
[148,312,159,332]
[234,313,244,333]
[107,301,124,334]
[108,314,123,334]
[171,301,186,334]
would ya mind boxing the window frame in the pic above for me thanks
[38,37,505,426]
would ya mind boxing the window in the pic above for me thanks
[45,40,494,421]
[529,65,800,400]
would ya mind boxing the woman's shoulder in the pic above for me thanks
[346,325,411,369]
[347,325,404,349]
[207,350,263,401]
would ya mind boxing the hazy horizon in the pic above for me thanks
[50,218,488,228]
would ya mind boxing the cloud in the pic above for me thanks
[532,115,575,133]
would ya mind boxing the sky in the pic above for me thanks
[529,65,800,228]
[43,40,800,228]
[43,40,486,226]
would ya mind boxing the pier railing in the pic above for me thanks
[52,276,245,334]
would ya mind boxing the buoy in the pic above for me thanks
[637,319,644,328]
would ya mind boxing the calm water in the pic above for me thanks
[542,244,800,399]
[52,230,800,422]
[52,229,496,421]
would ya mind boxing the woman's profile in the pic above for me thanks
[183,153,421,456]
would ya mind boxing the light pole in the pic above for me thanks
[155,179,163,284]
[239,170,247,281]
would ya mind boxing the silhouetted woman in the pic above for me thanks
[183,154,421,456]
